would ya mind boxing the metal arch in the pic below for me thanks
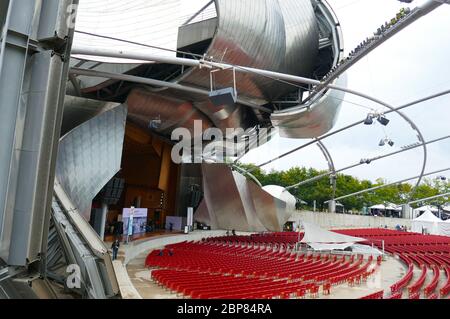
[70,47,430,200]
[331,167,450,203]
[316,140,337,199]
[285,134,450,193]
[408,192,450,206]
[285,139,337,193]
[264,96,428,203]
[230,164,263,188]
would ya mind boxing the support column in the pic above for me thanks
[0,0,78,267]
[402,204,412,219]
[99,203,108,241]
[328,200,336,214]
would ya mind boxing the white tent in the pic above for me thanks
[415,205,439,213]
[411,210,442,235]
[386,203,402,211]
[369,204,386,210]
[300,221,365,251]
[438,218,450,237]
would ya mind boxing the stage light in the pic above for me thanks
[377,115,390,126]
[364,114,374,125]
[388,139,395,147]
[379,139,386,147]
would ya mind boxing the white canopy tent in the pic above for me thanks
[411,210,442,235]
[438,218,450,237]
[300,221,366,251]
[415,205,439,212]
[369,203,401,217]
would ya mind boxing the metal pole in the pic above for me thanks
[316,140,337,201]
[69,67,272,113]
[408,192,450,205]
[286,135,450,192]
[99,203,108,241]
[332,167,450,202]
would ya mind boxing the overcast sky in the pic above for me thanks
[242,0,450,184]
[75,0,450,184]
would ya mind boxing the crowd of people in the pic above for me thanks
[321,7,413,82]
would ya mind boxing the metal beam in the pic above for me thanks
[409,192,450,205]
[0,0,78,268]
[69,67,272,113]
[330,167,450,202]
[70,47,450,200]
[316,140,337,199]
[70,45,407,112]
[286,134,450,191]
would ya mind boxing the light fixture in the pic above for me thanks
[208,87,237,107]
[364,114,374,125]
[379,137,395,147]
[149,116,162,129]
[377,115,390,126]
[209,67,237,107]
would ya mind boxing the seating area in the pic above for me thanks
[143,229,450,299]
[145,235,378,299]
[335,229,450,299]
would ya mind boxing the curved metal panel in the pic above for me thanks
[55,104,127,220]
[62,96,120,135]
[279,0,319,77]
[271,74,348,138]
[126,88,214,136]
[179,0,318,102]
[195,164,293,231]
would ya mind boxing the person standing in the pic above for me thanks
[111,239,120,261]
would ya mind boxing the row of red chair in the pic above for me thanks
[391,262,414,294]
[387,291,402,299]
[360,290,384,299]
[440,266,450,297]
[146,233,380,299]
[424,265,440,297]
[408,265,427,296]
[336,229,450,299]
[152,269,317,299]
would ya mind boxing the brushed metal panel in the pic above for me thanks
[195,164,293,232]
[201,164,250,231]
[55,104,127,220]
[62,96,120,135]
[271,74,348,138]
[280,0,319,77]
[177,18,218,49]
[179,0,319,102]
[248,181,288,231]
[232,171,266,231]
[126,88,214,136]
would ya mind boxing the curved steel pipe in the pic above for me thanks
[230,164,263,188]
[286,134,450,196]
[331,166,450,203]
[316,140,337,199]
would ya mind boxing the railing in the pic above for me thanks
[182,0,217,26]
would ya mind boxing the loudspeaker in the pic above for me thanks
[208,87,237,107]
